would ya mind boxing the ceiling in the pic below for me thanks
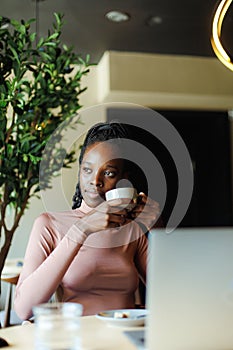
[1,0,232,64]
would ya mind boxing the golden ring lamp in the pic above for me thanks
[211,0,233,71]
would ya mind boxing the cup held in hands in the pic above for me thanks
[105,187,137,210]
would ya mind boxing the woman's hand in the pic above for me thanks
[78,200,129,235]
[129,192,160,231]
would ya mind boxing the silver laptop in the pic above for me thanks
[146,227,233,350]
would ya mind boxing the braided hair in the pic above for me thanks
[72,122,131,209]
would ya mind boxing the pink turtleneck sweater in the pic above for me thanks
[14,201,148,320]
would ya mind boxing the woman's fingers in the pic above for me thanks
[129,192,161,229]
[108,212,130,227]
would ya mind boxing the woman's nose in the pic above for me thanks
[90,172,103,187]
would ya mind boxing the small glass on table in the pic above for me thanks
[33,302,83,350]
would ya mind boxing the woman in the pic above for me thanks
[14,122,160,319]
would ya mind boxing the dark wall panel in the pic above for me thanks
[107,108,233,227]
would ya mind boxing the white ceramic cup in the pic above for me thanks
[105,187,137,201]
[33,302,83,350]
[105,187,137,210]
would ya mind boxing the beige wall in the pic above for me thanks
[98,51,233,110]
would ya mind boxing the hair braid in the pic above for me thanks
[72,183,83,209]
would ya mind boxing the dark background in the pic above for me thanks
[107,108,233,228]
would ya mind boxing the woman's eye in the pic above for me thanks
[104,170,116,177]
[82,167,92,174]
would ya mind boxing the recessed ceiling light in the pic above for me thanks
[147,16,163,26]
[105,11,130,23]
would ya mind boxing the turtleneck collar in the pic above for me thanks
[78,200,94,214]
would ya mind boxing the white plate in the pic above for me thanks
[95,309,148,327]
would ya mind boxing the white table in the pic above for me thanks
[0,315,144,349]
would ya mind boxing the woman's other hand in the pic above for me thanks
[130,192,160,231]
[78,200,129,235]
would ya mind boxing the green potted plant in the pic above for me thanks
[0,13,91,282]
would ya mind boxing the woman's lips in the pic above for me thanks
[85,189,103,199]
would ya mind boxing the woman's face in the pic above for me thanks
[79,141,128,208]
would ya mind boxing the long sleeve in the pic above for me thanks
[14,211,86,320]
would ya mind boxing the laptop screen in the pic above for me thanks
[146,227,233,350]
